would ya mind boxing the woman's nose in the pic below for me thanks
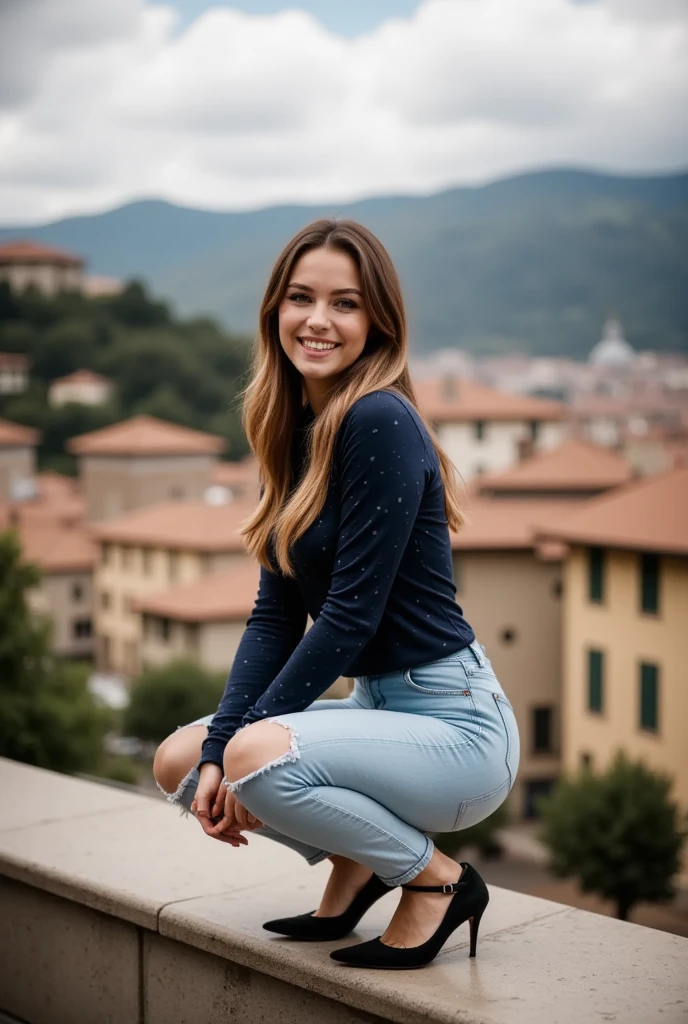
[306,303,331,330]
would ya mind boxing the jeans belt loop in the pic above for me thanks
[469,641,486,668]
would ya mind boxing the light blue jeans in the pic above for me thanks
[167,641,520,887]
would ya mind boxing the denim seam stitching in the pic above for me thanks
[452,777,510,831]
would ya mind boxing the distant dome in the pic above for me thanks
[589,318,635,367]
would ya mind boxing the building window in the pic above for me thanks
[71,582,83,602]
[100,591,111,610]
[474,420,485,441]
[529,420,540,442]
[159,617,171,643]
[587,648,604,713]
[588,547,605,603]
[639,554,660,615]
[168,551,180,582]
[580,752,593,770]
[72,618,92,639]
[142,547,153,575]
[552,579,563,599]
[532,707,554,754]
[639,662,659,733]
[524,778,557,820]
[500,627,517,645]
[101,543,111,566]
[185,622,199,653]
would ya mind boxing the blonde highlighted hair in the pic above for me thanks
[238,218,464,576]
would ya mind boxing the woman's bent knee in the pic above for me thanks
[153,725,206,795]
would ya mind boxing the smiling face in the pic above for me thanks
[278,246,372,414]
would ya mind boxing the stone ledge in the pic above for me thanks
[1,757,686,1024]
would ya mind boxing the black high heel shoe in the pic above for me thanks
[330,862,489,969]
[263,873,396,941]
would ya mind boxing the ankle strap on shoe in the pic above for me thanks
[401,880,463,894]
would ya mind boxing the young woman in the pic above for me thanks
[153,219,520,970]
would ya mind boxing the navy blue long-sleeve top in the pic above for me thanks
[199,389,475,769]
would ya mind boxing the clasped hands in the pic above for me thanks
[191,763,264,847]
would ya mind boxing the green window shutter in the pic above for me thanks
[639,662,659,732]
[640,554,660,614]
[588,547,605,603]
[588,649,604,713]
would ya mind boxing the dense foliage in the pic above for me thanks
[538,751,687,920]
[2,169,686,356]
[0,530,110,773]
[123,658,226,743]
[0,279,252,473]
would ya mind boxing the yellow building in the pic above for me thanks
[91,498,255,675]
[539,467,688,816]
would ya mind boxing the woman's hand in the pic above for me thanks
[191,763,246,846]
[206,785,264,841]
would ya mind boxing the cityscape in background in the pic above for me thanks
[0,237,686,907]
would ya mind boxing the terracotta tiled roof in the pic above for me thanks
[537,466,688,555]
[450,496,582,552]
[0,352,29,369]
[479,439,632,495]
[14,520,96,573]
[91,498,255,551]
[52,369,112,386]
[135,560,260,622]
[0,417,40,447]
[415,377,565,423]
[0,239,83,267]
[37,471,80,501]
[67,414,225,456]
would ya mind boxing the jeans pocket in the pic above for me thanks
[453,778,510,831]
[493,693,520,793]
[402,659,471,696]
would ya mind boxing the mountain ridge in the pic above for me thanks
[1,167,686,356]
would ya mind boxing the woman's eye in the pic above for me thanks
[336,299,357,310]
[288,292,310,303]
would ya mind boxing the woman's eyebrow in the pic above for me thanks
[288,281,362,297]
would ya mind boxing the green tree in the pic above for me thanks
[538,751,688,921]
[123,659,225,743]
[109,280,170,327]
[0,531,110,773]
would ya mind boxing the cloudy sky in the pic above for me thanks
[0,0,686,224]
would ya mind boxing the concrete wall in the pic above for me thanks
[562,546,688,813]
[95,543,247,675]
[453,550,563,818]
[50,380,112,407]
[437,421,566,481]
[29,570,94,658]
[0,759,684,1024]
[0,263,83,295]
[0,444,35,501]
[80,453,216,521]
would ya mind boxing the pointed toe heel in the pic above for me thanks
[330,862,489,969]
[263,873,395,941]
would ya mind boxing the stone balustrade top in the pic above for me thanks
[0,757,686,1024]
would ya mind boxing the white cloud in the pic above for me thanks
[0,0,686,223]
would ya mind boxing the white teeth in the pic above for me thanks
[301,339,337,351]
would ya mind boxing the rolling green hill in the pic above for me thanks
[1,168,686,356]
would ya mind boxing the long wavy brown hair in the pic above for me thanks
[238,218,464,576]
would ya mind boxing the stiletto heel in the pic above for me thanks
[468,908,483,958]
[330,862,489,969]
[263,873,396,941]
